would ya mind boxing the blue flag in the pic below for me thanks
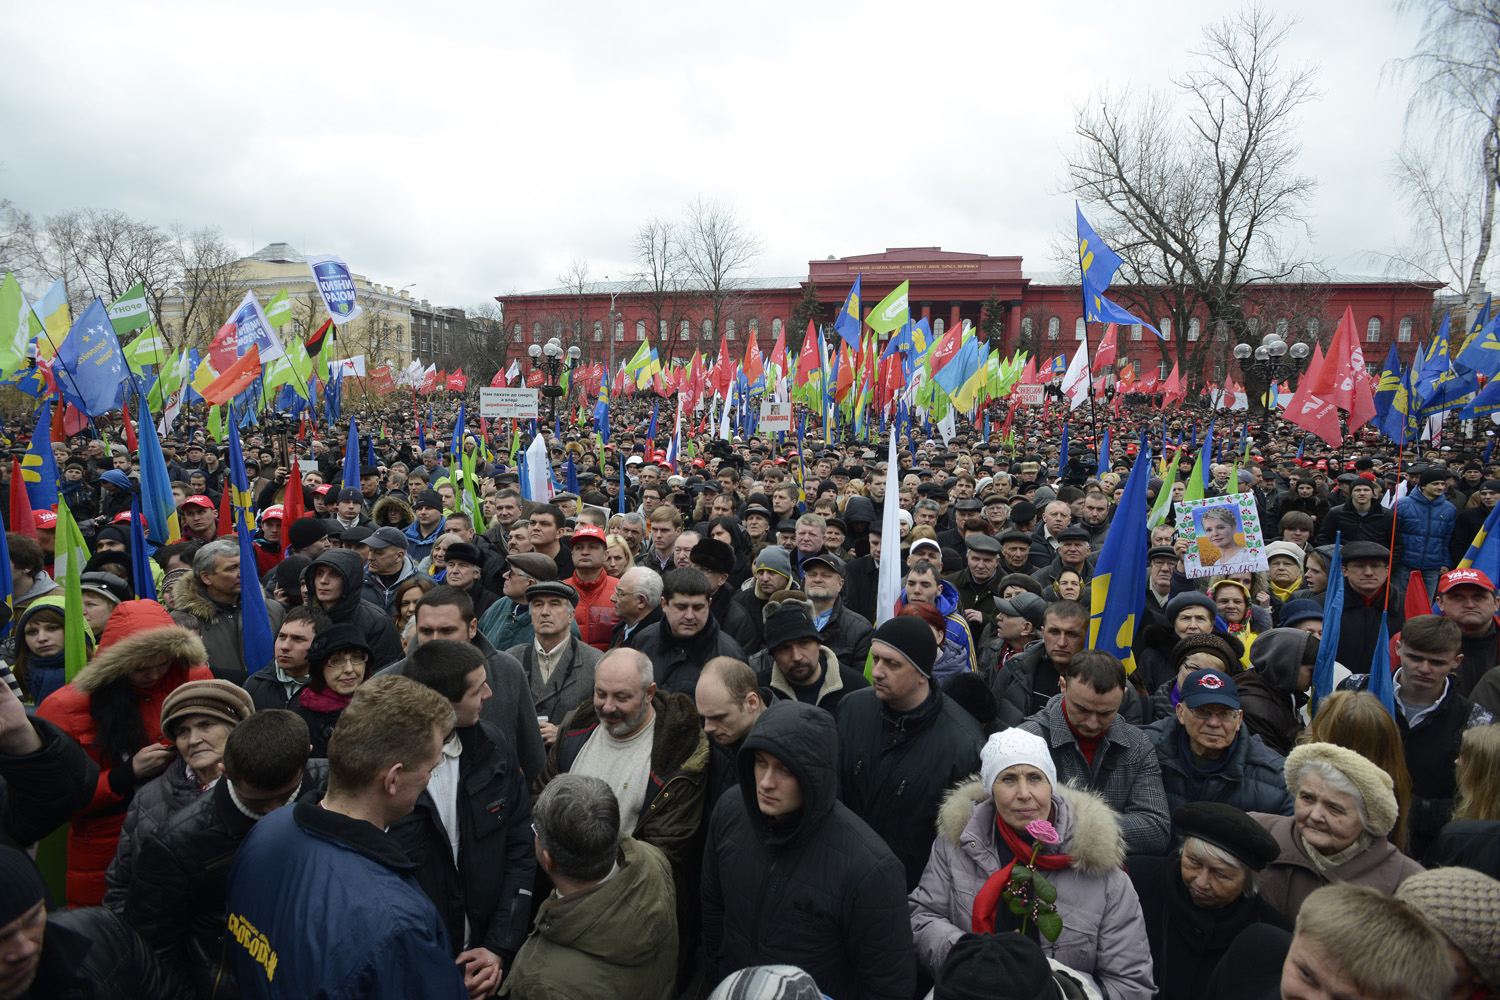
[128,494,157,601]
[1486,437,1494,464]
[0,524,12,638]
[1311,535,1344,713]
[565,454,579,494]
[1089,434,1153,674]
[1366,619,1397,716]
[342,417,360,492]
[55,298,127,417]
[137,389,182,546]
[227,413,275,673]
[833,275,863,351]
[1456,496,1500,581]
[1076,205,1163,338]
[21,406,59,513]
[1058,423,1070,469]
[1098,425,1110,473]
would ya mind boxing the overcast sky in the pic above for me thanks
[1,1,1432,308]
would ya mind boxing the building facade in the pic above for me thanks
[498,246,1445,384]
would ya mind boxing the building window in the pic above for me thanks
[1216,321,1230,341]
[1308,318,1320,340]
[1247,317,1259,336]
[659,320,667,340]
[1188,319,1200,342]
[1366,317,1382,343]
[1159,318,1171,339]
[726,319,735,341]
[422,332,430,352]
[705,319,717,339]
[1159,360,1171,380]
[593,320,603,342]
[681,320,691,341]
[1046,317,1059,341]
[1399,317,1413,342]
[1021,317,1033,338]
[935,319,946,337]
[771,317,781,337]
[1276,318,1288,337]
[1075,317,1086,340]
[532,322,542,341]
[1130,324,1142,341]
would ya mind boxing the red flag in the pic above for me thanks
[9,457,35,539]
[1093,323,1118,372]
[61,402,89,438]
[208,320,239,373]
[1404,569,1432,621]
[716,332,735,397]
[744,336,765,387]
[1283,346,1344,446]
[490,367,507,388]
[447,368,467,391]
[525,369,545,388]
[121,399,138,453]
[1305,306,1377,433]
[1159,362,1184,407]
[281,460,305,554]
[796,321,819,387]
[217,481,233,539]
[929,324,962,375]
[1135,367,1158,393]
[833,340,855,402]
[769,324,788,373]
[304,318,332,358]
[200,346,262,406]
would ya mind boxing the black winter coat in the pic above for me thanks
[33,907,191,1000]
[835,686,983,889]
[702,701,916,1000]
[986,642,1146,731]
[1315,503,1394,549]
[1427,819,1500,879]
[842,554,881,622]
[710,584,758,653]
[1127,854,1291,1000]
[1,714,98,851]
[1144,717,1294,815]
[388,722,535,957]
[633,617,747,695]
[818,598,874,673]
[125,763,328,1000]
[301,549,405,669]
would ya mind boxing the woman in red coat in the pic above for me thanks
[36,600,213,906]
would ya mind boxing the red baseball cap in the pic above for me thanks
[567,525,608,548]
[262,505,285,521]
[182,495,214,509]
[32,510,56,529]
[1438,568,1496,594]
[315,484,333,496]
[110,512,138,525]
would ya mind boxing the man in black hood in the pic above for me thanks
[301,548,404,669]
[702,699,915,1000]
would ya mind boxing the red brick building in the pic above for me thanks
[498,246,1445,382]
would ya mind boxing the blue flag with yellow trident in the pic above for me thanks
[834,274,863,351]
[1089,433,1152,674]
[21,405,58,512]
[1076,205,1163,338]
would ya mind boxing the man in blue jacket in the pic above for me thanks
[1396,467,1457,597]
[224,675,468,999]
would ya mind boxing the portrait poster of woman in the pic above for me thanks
[1174,493,1268,579]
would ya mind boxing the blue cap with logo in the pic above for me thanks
[1180,668,1240,710]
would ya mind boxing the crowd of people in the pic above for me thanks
[0,392,1497,1000]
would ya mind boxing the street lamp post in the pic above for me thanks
[528,337,581,425]
[1232,331,1311,410]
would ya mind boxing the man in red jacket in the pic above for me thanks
[564,525,619,651]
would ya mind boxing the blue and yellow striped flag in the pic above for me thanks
[1089,435,1152,674]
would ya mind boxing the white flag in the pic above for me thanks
[875,429,903,624]
[1061,343,1091,410]
[506,359,521,385]
[524,433,553,502]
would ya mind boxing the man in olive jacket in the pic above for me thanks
[703,699,915,1000]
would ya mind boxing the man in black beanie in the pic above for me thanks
[285,516,332,562]
[0,844,176,996]
[935,932,1090,1000]
[835,616,983,889]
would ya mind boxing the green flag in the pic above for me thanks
[265,288,293,328]
[1149,449,1182,529]
[208,405,224,442]
[122,326,168,375]
[0,272,36,376]
[865,280,909,335]
[54,503,91,680]
[107,282,152,336]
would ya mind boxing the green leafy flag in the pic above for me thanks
[122,326,168,375]
[107,282,152,336]
[208,405,225,442]
[1149,448,1182,529]
[265,288,293,328]
[54,503,92,680]
[865,280,909,335]
[0,272,38,377]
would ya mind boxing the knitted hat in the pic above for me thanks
[1285,742,1399,838]
[414,489,445,510]
[1395,867,1500,988]
[0,845,47,927]
[288,516,331,550]
[1170,632,1244,674]
[1166,591,1219,624]
[980,728,1057,795]
[753,545,794,581]
[935,932,1053,1000]
[870,616,937,677]
[160,679,256,739]
[707,965,824,1000]
[763,604,820,652]
[1264,541,1305,568]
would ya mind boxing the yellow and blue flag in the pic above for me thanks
[1455,311,1500,377]
[1310,538,1344,713]
[1076,205,1163,339]
[227,412,275,672]
[1089,435,1153,674]
[1414,312,1480,418]
[30,278,69,358]
[1457,498,1500,583]
[54,298,127,418]
[136,388,182,546]
[21,406,58,513]
[833,274,863,351]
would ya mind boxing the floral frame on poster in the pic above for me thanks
[1174,492,1268,579]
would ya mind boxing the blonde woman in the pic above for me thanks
[603,533,635,578]
[1427,724,1500,876]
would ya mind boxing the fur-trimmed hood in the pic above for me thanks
[371,494,415,530]
[935,778,1126,877]
[73,600,207,694]
[172,571,226,624]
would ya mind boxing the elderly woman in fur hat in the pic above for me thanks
[35,600,215,907]
[1251,741,1425,921]
[909,728,1155,1000]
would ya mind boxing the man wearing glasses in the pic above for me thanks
[1143,668,1294,816]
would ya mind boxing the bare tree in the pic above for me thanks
[680,196,764,352]
[452,300,513,382]
[631,218,691,361]
[168,226,243,354]
[1067,3,1320,396]
[554,258,594,363]
[1390,1,1500,314]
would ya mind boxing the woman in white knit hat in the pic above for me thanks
[908,728,1155,1000]
[1251,741,1425,921]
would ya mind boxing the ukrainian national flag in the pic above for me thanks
[1457,498,1500,583]
[1089,435,1152,674]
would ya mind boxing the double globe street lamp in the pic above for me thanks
[528,338,581,423]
